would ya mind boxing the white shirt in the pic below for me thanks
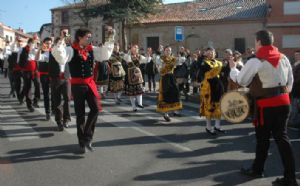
[52,40,114,65]
[3,45,12,59]
[230,56,294,92]
[38,51,50,63]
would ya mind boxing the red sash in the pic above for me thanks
[70,77,102,111]
[23,60,37,71]
[39,72,48,76]
[255,93,290,126]
[22,60,38,79]
[13,64,22,72]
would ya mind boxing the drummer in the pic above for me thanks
[199,47,225,135]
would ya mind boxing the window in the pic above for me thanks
[146,37,159,51]
[282,35,300,48]
[234,38,246,54]
[284,2,300,15]
[61,11,69,24]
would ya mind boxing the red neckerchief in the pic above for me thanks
[72,42,93,61]
[25,45,30,52]
[256,45,282,68]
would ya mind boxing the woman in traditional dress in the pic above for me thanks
[108,43,126,104]
[156,46,182,122]
[199,47,225,135]
[123,45,146,111]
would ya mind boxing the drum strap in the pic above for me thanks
[255,93,290,126]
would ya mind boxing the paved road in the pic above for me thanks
[0,75,299,186]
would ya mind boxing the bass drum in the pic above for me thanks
[220,89,252,123]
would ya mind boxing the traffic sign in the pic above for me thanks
[175,26,184,42]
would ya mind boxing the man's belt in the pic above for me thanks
[255,93,290,126]
[70,76,102,111]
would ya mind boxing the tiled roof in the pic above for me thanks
[140,0,267,24]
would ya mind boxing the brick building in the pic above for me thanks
[266,0,300,57]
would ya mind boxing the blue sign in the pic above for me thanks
[175,26,184,42]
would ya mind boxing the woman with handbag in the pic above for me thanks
[123,45,146,111]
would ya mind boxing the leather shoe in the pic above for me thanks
[205,128,217,135]
[240,167,264,178]
[46,114,50,121]
[28,107,35,112]
[272,177,298,186]
[63,120,69,128]
[214,127,226,133]
[85,143,95,152]
[57,124,64,132]
[33,102,39,108]
[173,112,182,117]
[163,114,171,122]
[78,145,86,154]
[137,104,144,109]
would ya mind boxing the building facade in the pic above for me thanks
[51,0,299,58]
[128,0,267,56]
[266,0,300,57]
[51,2,122,46]
[0,22,15,48]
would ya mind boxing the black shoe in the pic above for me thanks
[46,114,50,121]
[137,104,144,109]
[273,177,298,186]
[240,167,264,178]
[85,143,95,152]
[205,128,217,135]
[63,121,69,128]
[163,114,171,122]
[18,97,24,105]
[28,107,35,112]
[78,145,86,154]
[57,124,64,131]
[133,109,137,112]
[214,127,226,133]
[33,102,39,108]
[173,112,182,117]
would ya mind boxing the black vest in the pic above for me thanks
[19,47,29,68]
[8,52,18,70]
[68,48,94,78]
[48,52,61,78]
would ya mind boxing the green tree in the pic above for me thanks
[62,0,162,49]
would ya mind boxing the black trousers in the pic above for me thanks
[51,78,71,125]
[8,69,15,95]
[21,71,41,108]
[147,74,156,91]
[252,105,296,181]
[71,85,99,146]
[13,71,22,100]
[40,74,50,114]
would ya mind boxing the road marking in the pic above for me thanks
[0,105,40,141]
[34,107,77,134]
[100,110,193,152]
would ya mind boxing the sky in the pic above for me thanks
[0,0,193,33]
